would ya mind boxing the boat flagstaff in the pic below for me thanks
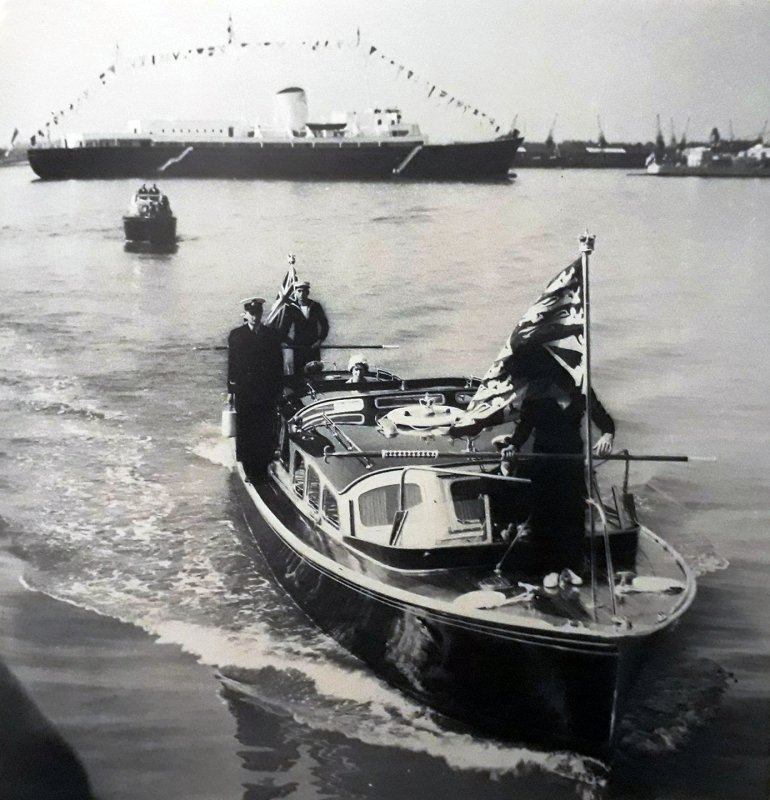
[223,236,698,754]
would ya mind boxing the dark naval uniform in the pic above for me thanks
[227,323,285,477]
[510,388,615,573]
[282,300,329,375]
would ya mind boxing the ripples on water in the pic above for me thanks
[0,164,768,797]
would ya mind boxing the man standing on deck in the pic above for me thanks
[281,281,329,375]
[449,251,616,585]
[501,387,615,579]
[227,297,285,480]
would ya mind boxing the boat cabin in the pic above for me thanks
[261,370,637,573]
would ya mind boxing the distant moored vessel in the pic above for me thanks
[28,87,523,182]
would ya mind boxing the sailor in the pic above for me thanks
[282,281,329,375]
[345,354,369,384]
[500,386,615,578]
[227,297,285,480]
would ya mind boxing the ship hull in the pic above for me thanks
[516,142,650,169]
[647,162,770,177]
[28,136,522,181]
[233,469,649,755]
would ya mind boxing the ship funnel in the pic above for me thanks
[275,87,309,136]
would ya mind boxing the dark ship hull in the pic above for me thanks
[28,135,522,182]
[516,141,651,169]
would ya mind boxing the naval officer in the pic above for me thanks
[227,297,285,479]
[281,281,329,375]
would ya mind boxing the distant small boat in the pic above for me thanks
[647,141,770,177]
[122,186,177,246]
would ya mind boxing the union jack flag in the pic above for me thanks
[265,255,300,328]
[451,258,585,435]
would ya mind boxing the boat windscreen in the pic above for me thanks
[358,482,422,528]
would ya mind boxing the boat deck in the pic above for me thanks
[246,468,694,640]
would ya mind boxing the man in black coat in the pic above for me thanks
[501,386,615,577]
[281,281,329,375]
[227,297,285,478]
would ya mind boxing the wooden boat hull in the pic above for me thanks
[122,214,177,245]
[233,468,652,754]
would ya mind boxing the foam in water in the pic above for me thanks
[151,619,606,792]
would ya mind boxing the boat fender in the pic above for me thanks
[221,401,236,438]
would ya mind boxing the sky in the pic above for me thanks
[1,0,768,147]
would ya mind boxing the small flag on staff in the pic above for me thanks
[450,258,585,436]
[265,255,300,328]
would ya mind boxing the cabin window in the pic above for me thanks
[292,452,306,498]
[374,393,445,409]
[307,467,321,510]
[358,483,422,527]
[450,480,486,526]
[322,489,340,529]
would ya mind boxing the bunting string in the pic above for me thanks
[31,19,505,143]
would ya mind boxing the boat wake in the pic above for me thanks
[192,433,236,468]
[152,620,607,795]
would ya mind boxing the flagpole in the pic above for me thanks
[579,230,598,615]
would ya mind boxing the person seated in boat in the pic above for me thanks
[499,384,615,578]
[149,183,160,195]
[227,296,285,480]
[159,194,172,215]
[280,281,330,375]
[345,354,369,384]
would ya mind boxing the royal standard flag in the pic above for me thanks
[451,258,585,435]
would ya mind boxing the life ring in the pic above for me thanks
[381,396,464,433]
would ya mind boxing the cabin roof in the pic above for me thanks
[282,373,506,492]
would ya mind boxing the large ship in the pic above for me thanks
[646,142,770,177]
[27,87,522,182]
[515,139,651,169]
